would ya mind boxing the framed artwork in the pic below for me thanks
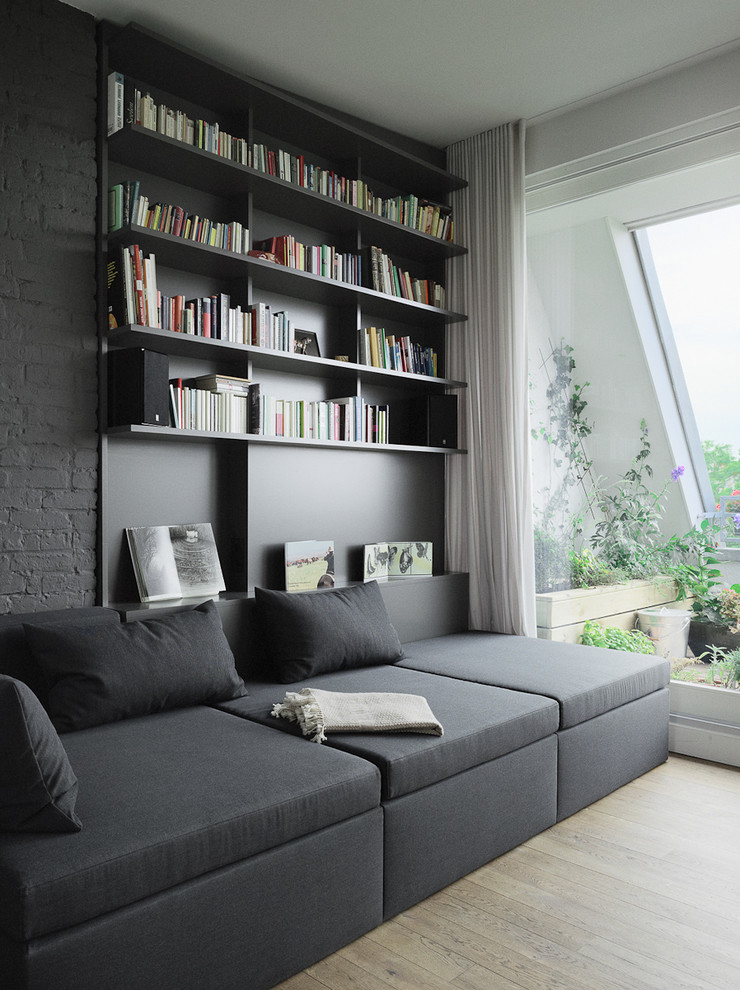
[293,329,320,357]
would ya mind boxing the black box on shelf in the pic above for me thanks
[392,395,458,448]
[108,347,169,427]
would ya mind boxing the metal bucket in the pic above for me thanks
[637,607,691,659]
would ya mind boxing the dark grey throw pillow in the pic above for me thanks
[24,600,248,732]
[255,581,404,683]
[0,674,82,833]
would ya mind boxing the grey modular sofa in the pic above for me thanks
[0,582,669,990]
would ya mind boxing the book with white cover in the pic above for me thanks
[126,522,225,601]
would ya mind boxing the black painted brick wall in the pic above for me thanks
[0,0,98,612]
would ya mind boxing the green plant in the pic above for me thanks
[579,620,655,654]
[585,420,669,579]
[659,518,724,610]
[531,341,595,592]
[568,547,619,588]
[717,589,740,632]
[702,650,739,689]
[532,341,737,600]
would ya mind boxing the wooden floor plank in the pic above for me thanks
[275,756,740,990]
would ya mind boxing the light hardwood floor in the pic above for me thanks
[277,755,740,990]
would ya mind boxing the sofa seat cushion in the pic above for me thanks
[218,665,559,801]
[0,706,379,942]
[398,632,670,729]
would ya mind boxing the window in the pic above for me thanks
[638,203,740,540]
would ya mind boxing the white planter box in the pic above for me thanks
[669,680,740,768]
[536,577,683,643]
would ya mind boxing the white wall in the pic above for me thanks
[526,44,740,179]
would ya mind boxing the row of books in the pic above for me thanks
[368,246,446,308]
[258,393,389,444]
[168,376,251,434]
[109,181,249,255]
[359,327,438,377]
[167,378,389,444]
[108,245,303,351]
[108,72,455,243]
[109,185,445,307]
[253,235,361,286]
[255,146,453,241]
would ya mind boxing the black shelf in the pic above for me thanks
[98,20,468,607]
[103,21,466,199]
[108,226,467,326]
[107,324,466,391]
[108,126,467,263]
[107,423,465,454]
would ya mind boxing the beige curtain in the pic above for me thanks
[445,122,536,636]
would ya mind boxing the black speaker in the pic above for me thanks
[108,348,169,427]
[392,395,458,448]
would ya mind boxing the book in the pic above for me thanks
[107,71,124,136]
[387,542,433,578]
[364,543,390,582]
[195,374,251,394]
[285,540,335,593]
[106,249,133,328]
[126,522,226,602]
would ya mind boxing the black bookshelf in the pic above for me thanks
[97,19,469,609]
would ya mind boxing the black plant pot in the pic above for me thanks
[688,621,740,662]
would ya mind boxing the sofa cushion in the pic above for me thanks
[255,581,404,683]
[23,600,247,732]
[219,665,559,800]
[0,706,380,942]
[0,676,81,834]
[398,632,670,729]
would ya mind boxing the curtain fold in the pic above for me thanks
[445,122,536,636]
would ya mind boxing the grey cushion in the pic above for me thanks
[0,676,81,834]
[255,581,404,683]
[0,607,120,707]
[219,665,559,800]
[23,600,247,732]
[398,631,670,728]
[0,706,380,942]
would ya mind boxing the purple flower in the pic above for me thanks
[734,514,740,526]
[670,465,685,482]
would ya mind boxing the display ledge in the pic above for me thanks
[109,226,466,327]
[108,573,469,621]
[106,424,465,454]
[106,324,467,391]
[108,126,467,263]
[103,21,466,200]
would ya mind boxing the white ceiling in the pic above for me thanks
[68,0,740,148]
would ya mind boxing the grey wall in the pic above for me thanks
[0,0,98,612]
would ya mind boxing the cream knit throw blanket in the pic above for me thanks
[271,688,444,744]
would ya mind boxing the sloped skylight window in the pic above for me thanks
[643,204,740,504]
